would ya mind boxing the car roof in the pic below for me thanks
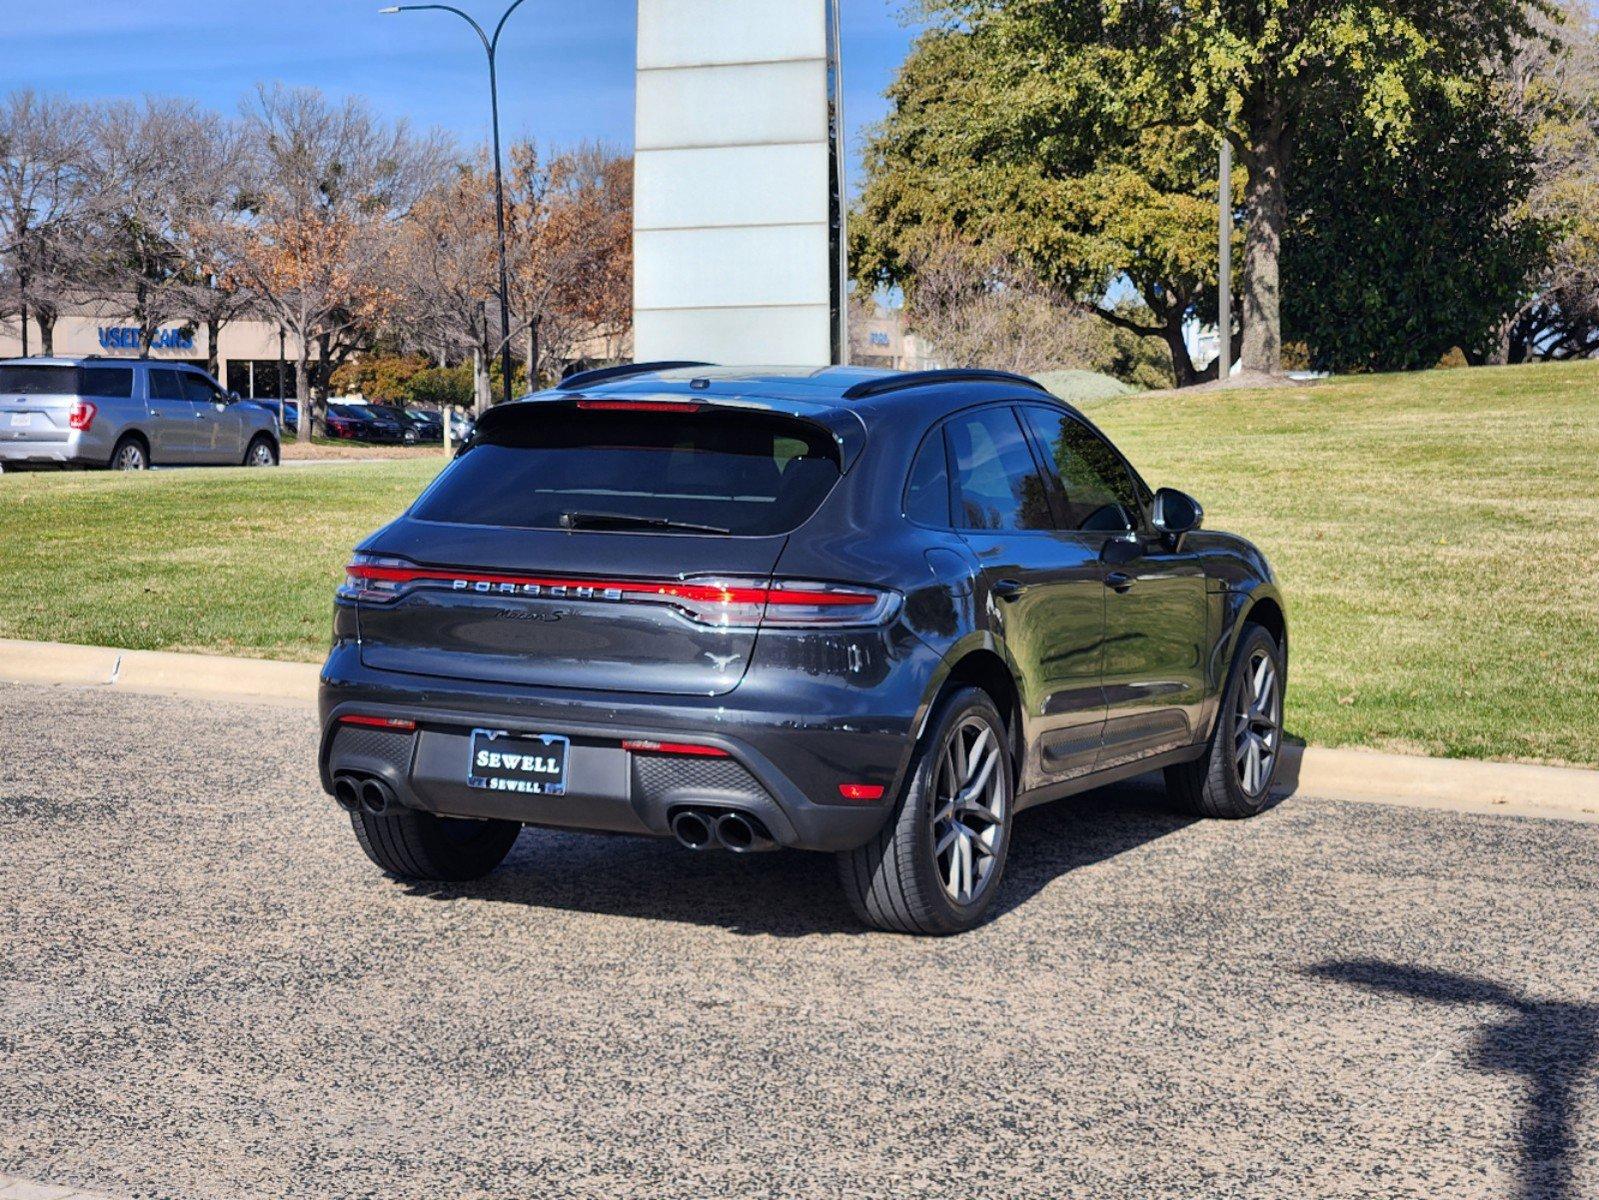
[526,363,1075,424]
[0,356,200,370]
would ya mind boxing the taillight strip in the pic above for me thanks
[621,739,730,758]
[345,564,879,608]
[339,715,418,731]
[575,399,704,413]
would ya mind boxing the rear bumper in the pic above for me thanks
[317,640,935,853]
[0,429,97,465]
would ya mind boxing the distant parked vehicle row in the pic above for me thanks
[0,357,279,470]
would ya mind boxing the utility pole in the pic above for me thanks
[1218,139,1233,384]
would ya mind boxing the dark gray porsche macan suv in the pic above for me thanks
[319,364,1287,934]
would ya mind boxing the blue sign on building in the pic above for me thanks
[97,326,196,352]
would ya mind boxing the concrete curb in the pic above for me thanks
[0,638,318,708]
[3,637,1596,821]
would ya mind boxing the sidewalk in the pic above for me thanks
[2,636,1596,821]
[0,1175,118,1200]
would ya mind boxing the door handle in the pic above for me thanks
[1105,571,1135,594]
[992,579,1026,602]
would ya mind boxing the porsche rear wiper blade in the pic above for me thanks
[558,511,733,536]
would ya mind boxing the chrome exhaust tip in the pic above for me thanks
[670,810,717,851]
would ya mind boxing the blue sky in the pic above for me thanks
[4,2,923,176]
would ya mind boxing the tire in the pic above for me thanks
[109,435,149,471]
[1165,622,1286,819]
[837,686,1014,935]
[243,435,278,467]
[349,809,521,882]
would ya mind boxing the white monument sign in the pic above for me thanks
[633,0,845,366]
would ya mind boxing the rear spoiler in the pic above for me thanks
[466,393,869,472]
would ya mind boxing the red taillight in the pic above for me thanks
[340,556,900,628]
[339,715,417,731]
[621,739,729,758]
[68,401,96,431]
[838,783,886,801]
[575,399,703,413]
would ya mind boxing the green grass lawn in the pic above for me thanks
[1,360,1596,765]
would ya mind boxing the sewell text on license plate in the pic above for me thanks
[468,729,569,794]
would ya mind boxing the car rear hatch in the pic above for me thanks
[0,364,78,447]
[351,396,854,696]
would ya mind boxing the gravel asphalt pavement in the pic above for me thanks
[1,682,1595,1199]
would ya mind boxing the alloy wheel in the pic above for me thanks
[115,443,146,470]
[1234,649,1282,797]
[930,716,1008,905]
[249,442,274,466]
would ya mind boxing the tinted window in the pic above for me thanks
[0,365,79,395]
[946,407,1054,531]
[413,409,841,537]
[79,367,134,398]
[149,369,185,401]
[180,372,224,404]
[1021,405,1140,533]
[904,429,951,526]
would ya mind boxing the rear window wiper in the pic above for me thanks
[558,511,733,536]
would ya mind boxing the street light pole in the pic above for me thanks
[382,1,527,407]
[1218,139,1233,385]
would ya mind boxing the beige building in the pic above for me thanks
[0,307,306,400]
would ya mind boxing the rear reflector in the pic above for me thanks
[838,783,886,801]
[339,715,417,731]
[575,399,704,413]
[622,739,730,758]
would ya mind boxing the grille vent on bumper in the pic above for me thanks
[631,753,772,810]
[329,725,415,774]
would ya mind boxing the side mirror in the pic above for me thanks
[227,390,242,403]
[1152,488,1204,544]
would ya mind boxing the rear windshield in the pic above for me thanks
[0,364,135,397]
[412,408,842,536]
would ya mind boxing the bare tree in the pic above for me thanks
[900,235,1101,373]
[0,91,93,356]
[228,85,448,441]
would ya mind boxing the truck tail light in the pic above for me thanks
[68,401,96,431]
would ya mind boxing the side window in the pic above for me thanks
[180,372,224,404]
[1021,405,1140,533]
[78,367,133,399]
[945,407,1054,532]
[904,427,951,526]
[148,369,184,401]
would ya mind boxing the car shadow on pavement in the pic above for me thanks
[1309,959,1599,1200]
[402,775,1199,938]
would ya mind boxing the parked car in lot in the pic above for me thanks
[0,357,279,470]
[367,403,440,443]
[322,403,407,443]
[319,364,1287,933]
[239,398,300,434]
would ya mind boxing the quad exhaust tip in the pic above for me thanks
[333,773,395,817]
[670,808,776,853]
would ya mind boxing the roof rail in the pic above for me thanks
[840,368,1050,401]
[556,360,714,392]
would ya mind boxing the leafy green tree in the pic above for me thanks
[1283,78,1545,372]
[901,0,1546,376]
[853,25,1232,387]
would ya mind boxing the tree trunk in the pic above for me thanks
[207,318,223,381]
[472,346,492,417]
[38,310,54,356]
[527,316,539,391]
[19,300,29,358]
[295,347,313,444]
[1241,118,1287,377]
[1166,314,1201,388]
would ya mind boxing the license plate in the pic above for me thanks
[468,729,568,795]
[9,413,31,427]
